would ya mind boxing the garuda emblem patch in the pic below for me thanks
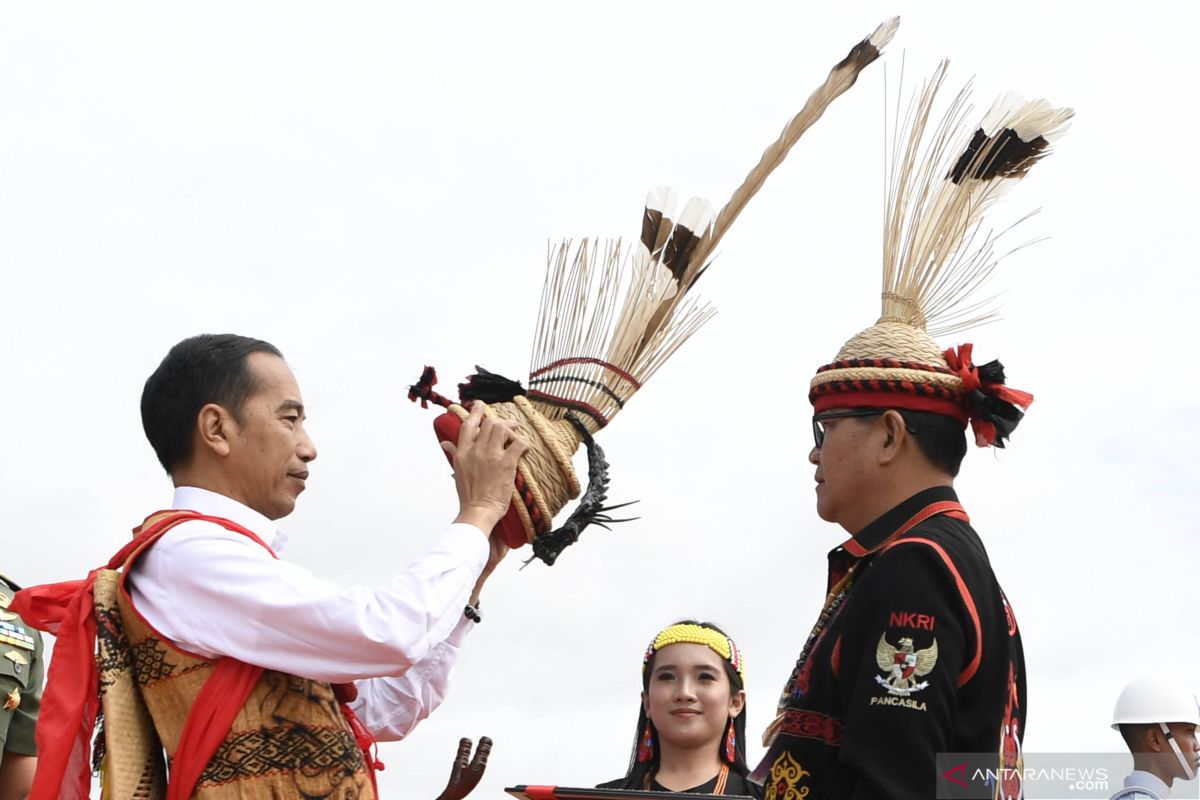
[874,633,937,696]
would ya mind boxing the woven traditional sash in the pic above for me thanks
[14,510,382,800]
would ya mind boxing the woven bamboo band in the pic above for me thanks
[812,366,963,390]
[451,397,583,544]
[814,357,955,376]
[644,623,745,680]
[834,321,947,363]
[809,321,965,397]
[879,292,926,329]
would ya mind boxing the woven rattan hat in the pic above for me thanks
[410,19,899,565]
[810,63,1072,448]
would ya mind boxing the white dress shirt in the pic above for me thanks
[125,486,488,741]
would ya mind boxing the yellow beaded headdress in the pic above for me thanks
[410,18,899,566]
[810,62,1072,448]
[643,622,745,681]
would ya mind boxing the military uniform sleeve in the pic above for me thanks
[835,540,972,800]
[0,625,43,758]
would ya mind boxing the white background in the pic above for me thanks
[1,1,1197,797]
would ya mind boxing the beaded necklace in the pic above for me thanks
[772,563,858,719]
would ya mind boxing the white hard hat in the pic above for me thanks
[1112,676,1200,729]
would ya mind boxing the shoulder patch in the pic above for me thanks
[882,536,982,687]
[874,632,937,698]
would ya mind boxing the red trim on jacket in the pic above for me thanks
[883,535,983,687]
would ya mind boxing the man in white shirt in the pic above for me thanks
[17,332,528,800]
[1111,676,1200,800]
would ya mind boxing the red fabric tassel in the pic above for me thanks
[10,575,100,800]
[970,419,998,448]
[332,682,359,704]
[985,384,1034,410]
[339,702,385,796]
[944,344,1034,448]
[943,344,982,393]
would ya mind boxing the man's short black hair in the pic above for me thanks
[141,334,283,474]
[898,409,968,478]
[1118,723,1151,750]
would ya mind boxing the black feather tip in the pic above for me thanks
[949,127,1049,184]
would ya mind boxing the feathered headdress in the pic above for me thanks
[410,18,899,565]
[809,61,1072,447]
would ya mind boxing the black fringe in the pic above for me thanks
[527,414,637,566]
[458,367,526,405]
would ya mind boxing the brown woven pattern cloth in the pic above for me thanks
[93,552,375,799]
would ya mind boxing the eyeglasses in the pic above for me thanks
[811,408,888,449]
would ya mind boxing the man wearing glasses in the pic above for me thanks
[746,65,1071,800]
[753,363,1031,799]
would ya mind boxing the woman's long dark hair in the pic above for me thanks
[615,620,749,789]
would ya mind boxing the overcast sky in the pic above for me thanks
[1,1,1197,797]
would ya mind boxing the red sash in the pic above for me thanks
[11,509,381,799]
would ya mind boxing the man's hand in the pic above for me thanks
[434,736,492,800]
[444,402,529,535]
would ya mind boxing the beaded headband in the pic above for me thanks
[643,623,745,681]
[809,63,1071,448]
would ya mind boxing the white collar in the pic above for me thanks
[171,486,287,552]
[1126,770,1172,797]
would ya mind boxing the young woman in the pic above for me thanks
[599,621,762,796]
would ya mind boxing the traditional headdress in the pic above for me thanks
[644,622,745,682]
[410,18,899,565]
[810,62,1072,447]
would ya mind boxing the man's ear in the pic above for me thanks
[196,403,235,458]
[877,410,908,466]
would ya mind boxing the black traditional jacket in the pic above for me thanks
[753,487,1025,800]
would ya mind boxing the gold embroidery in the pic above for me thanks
[769,751,810,800]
